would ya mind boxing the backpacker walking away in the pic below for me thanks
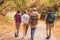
[45,10,57,39]
[29,7,38,40]
[14,11,21,37]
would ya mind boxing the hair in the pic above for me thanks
[48,9,52,12]
[24,9,28,14]
[24,11,26,13]
[17,10,20,13]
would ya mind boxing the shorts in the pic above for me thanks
[46,23,54,27]
[16,23,20,30]
[46,21,54,24]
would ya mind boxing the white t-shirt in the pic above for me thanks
[21,14,30,24]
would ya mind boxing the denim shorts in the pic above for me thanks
[31,28,36,38]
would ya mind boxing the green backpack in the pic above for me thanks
[47,12,57,23]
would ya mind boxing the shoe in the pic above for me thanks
[21,36,25,39]
[46,36,50,39]
[15,32,18,37]
[31,37,33,40]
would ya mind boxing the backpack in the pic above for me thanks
[14,13,21,23]
[30,15,38,26]
[46,12,56,23]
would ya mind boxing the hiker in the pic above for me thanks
[45,10,57,39]
[21,9,30,38]
[29,7,38,40]
[14,10,21,37]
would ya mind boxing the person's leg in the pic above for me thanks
[25,24,29,36]
[48,24,52,38]
[46,23,50,39]
[46,24,51,39]
[23,24,29,39]
[49,25,51,37]
[46,23,49,38]
[31,28,36,40]
[23,23,26,36]
[15,23,20,37]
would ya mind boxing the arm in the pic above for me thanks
[45,14,48,20]
[14,15,16,20]
[21,15,24,22]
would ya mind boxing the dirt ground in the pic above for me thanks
[0,15,60,40]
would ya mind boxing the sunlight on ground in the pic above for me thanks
[0,15,60,40]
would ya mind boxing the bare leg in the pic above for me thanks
[46,24,52,39]
[23,24,29,39]
[46,23,49,37]
[46,23,51,39]
[49,24,52,38]
[24,24,29,36]
[15,24,20,37]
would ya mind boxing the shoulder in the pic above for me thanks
[22,14,25,16]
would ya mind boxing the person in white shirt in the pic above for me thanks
[22,14,30,24]
[21,9,30,38]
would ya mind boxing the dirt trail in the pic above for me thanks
[0,15,60,40]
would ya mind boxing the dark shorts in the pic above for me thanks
[46,21,54,24]
[16,23,20,30]
[46,22,54,28]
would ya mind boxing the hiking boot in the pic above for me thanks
[46,36,50,39]
[15,32,18,37]
[30,37,33,40]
